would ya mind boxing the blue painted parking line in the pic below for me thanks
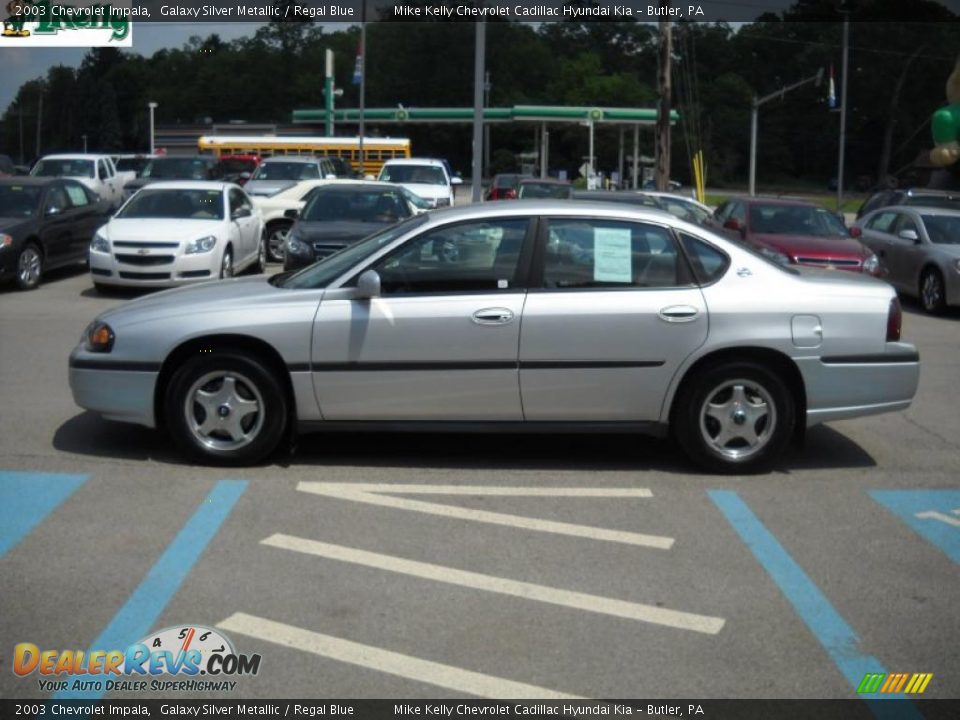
[870,490,960,565]
[708,490,922,720]
[0,470,88,558]
[53,479,248,701]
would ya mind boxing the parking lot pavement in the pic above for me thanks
[0,268,957,701]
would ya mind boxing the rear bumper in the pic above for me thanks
[798,345,920,426]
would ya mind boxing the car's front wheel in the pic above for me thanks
[16,242,43,290]
[265,223,290,263]
[165,352,288,465]
[673,361,795,474]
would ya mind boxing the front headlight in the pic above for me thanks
[184,235,217,254]
[862,253,880,275]
[90,231,110,254]
[759,247,791,265]
[286,233,309,256]
[83,320,114,353]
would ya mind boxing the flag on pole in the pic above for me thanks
[352,40,363,85]
[828,64,837,109]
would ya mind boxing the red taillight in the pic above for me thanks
[886,297,902,342]
[504,189,517,199]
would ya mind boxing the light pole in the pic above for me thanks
[471,20,486,203]
[836,5,851,210]
[748,68,823,196]
[148,102,158,154]
[82,134,87,153]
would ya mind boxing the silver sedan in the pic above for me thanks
[69,201,920,473]
[854,205,960,314]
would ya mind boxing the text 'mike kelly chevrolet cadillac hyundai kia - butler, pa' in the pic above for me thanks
[69,201,919,473]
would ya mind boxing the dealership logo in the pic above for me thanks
[13,625,261,693]
[1,0,134,46]
[857,672,933,695]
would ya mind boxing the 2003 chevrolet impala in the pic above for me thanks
[69,201,920,473]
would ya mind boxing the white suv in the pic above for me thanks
[377,158,460,208]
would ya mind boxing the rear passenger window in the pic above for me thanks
[542,219,683,289]
[867,212,897,233]
[678,232,729,284]
[64,182,90,207]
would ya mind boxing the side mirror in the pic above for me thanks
[450,176,463,185]
[239,171,252,180]
[231,206,251,220]
[325,174,337,180]
[355,269,381,299]
[46,206,61,216]
[849,226,862,238]
[364,174,375,181]
[283,208,299,220]
[898,229,919,243]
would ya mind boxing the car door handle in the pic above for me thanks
[472,308,515,325]
[658,305,700,323]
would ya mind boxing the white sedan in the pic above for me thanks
[89,181,265,291]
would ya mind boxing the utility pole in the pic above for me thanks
[359,1,367,174]
[483,71,491,177]
[324,49,335,136]
[655,4,672,192]
[35,90,42,159]
[18,100,24,165]
[471,20,486,203]
[836,5,851,210]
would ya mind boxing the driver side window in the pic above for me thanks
[370,219,530,295]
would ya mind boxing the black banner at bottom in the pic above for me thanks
[4,700,960,720]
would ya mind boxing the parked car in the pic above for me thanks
[69,201,918,473]
[0,177,111,290]
[214,154,261,186]
[255,179,429,264]
[517,178,573,199]
[639,191,714,226]
[30,154,133,210]
[244,156,338,198]
[283,182,419,271]
[377,158,461,208]
[713,197,880,275]
[122,156,222,201]
[854,205,960,314]
[88,181,264,291]
[856,188,960,220]
[643,178,683,192]
[323,156,358,179]
[485,173,527,201]
[112,154,158,178]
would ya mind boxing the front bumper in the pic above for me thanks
[799,343,920,425]
[69,349,159,428]
[90,247,219,288]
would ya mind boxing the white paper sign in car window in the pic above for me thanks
[593,228,632,283]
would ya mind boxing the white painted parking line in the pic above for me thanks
[219,612,583,699]
[914,509,960,528]
[297,482,674,550]
[262,533,725,635]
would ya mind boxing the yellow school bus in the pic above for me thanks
[197,135,411,177]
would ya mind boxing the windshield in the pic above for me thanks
[302,188,409,223]
[378,165,447,186]
[217,158,257,175]
[921,214,960,244]
[142,158,212,180]
[748,204,847,237]
[115,157,149,174]
[252,162,319,181]
[905,195,960,211]
[116,188,224,220]
[31,159,94,178]
[519,182,571,199]
[0,184,42,217]
[278,214,428,290]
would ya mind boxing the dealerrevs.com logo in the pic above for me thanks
[2,0,136,46]
[13,625,262,693]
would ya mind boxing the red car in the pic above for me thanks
[713,197,880,275]
[485,173,527,201]
[214,154,261,186]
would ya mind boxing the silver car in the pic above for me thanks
[69,201,920,473]
[855,205,960,314]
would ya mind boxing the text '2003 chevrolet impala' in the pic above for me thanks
[69,201,920,473]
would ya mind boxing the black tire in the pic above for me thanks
[15,242,43,290]
[920,268,946,315]
[218,246,233,279]
[672,361,795,474]
[265,223,291,263]
[164,351,288,466]
[252,232,267,274]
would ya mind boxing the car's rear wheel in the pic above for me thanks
[165,352,288,465]
[920,268,946,314]
[266,223,290,263]
[253,232,267,274]
[673,361,794,474]
[16,243,43,290]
